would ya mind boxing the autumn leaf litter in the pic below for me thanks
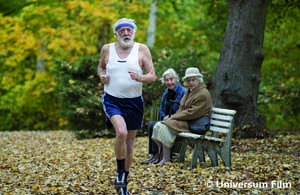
[0,131,299,194]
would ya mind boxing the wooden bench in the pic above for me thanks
[178,107,236,168]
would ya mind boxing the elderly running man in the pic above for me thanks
[98,18,156,194]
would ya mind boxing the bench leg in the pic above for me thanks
[220,147,231,168]
[191,144,198,168]
[198,145,205,163]
[206,146,218,167]
[191,142,204,168]
[178,138,189,163]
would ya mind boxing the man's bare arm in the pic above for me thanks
[98,44,109,84]
[138,44,156,83]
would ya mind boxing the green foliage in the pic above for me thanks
[258,75,300,130]
[0,72,60,130]
[0,0,299,132]
[0,0,31,16]
[259,0,300,130]
[56,56,106,137]
[151,48,212,81]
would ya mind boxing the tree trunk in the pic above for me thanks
[147,0,157,48]
[210,0,269,138]
[36,40,46,73]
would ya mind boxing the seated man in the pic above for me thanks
[142,68,186,164]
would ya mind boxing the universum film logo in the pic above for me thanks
[206,180,292,189]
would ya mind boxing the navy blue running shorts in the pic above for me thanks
[102,93,144,130]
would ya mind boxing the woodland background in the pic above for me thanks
[0,0,299,134]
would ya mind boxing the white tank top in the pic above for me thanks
[104,43,143,98]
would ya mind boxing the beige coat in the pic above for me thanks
[162,82,212,132]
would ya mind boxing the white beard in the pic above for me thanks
[117,34,135,49]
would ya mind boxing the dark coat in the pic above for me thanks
[159,82,186,120]
[162,82,212,132]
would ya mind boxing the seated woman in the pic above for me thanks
[142,68,186,164]
[151,67,213,165]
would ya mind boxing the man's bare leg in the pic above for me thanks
[120,125,137,194]
[126,130,137,171]
[111,115,127,159]
[111,115,138,194]
[110,115,127,190]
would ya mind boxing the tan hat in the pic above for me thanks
[182,67,203,81]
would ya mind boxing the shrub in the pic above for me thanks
[56,55,108,138]
[56,48,207,138]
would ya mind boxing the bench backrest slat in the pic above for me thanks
[211,107,237,115]
[209,125,229,134]
[211,118,232,128]
[208,107,236,135]
[211,113,234,122]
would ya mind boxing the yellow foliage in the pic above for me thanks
[0,0,150,130]
[68,79,75,85]
[0,16,38,69]
[1,73,16,90]
[64,1,77,10]
[24,69,34,81]
[79,1,93,10]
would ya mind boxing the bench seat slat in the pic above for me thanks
[178,132,225,142]
[204,136,224,142]
[178,132,203,139]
